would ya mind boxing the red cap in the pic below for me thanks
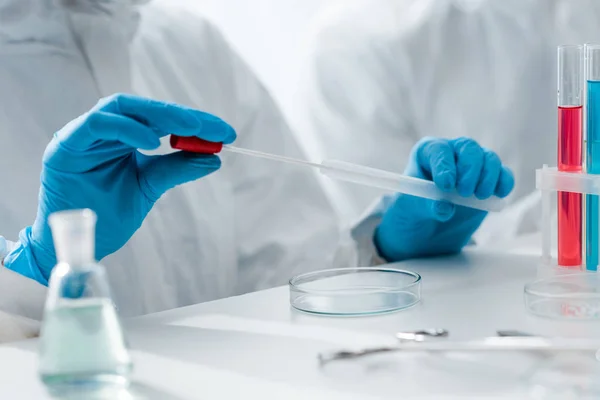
[170,135,224,154]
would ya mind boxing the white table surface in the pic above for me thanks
[2,236,600,399]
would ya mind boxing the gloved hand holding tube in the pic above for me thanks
[169,133,514,261]
[374,137,515,261]
[4,94,513,283]
[4,94,236,284]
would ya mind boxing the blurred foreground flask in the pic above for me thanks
[38,209,132,390]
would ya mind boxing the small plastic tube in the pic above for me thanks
[557,45,583,267]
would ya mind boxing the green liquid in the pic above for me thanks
[38,298,132,390]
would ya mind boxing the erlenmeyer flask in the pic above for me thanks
[38,209,132,390]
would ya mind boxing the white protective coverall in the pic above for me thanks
[0,0,382,341]
[296,0,600,243]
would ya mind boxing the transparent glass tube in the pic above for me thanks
[222,146,506,212]
[557,45,583,267]
[586,44,600,271]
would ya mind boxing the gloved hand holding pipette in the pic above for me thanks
[374,137,514,261]
[4,94,513,285]
[171,134,514,261]
[4,94,236,284]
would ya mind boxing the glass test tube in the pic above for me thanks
[558,45,583,267]
[586,44,600,271]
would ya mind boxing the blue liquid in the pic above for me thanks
[39,298,131,390]
[586,80,600,271]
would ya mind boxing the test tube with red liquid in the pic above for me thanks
[557,45,584,267]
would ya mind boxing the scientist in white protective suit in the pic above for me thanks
[0,0,513,342]
[297,0,600,244]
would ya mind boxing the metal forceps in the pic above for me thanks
[318,329,600,365]
[318,329,448,365]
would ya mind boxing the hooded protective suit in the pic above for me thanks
[296,0,600,241]
[0,0,380,339]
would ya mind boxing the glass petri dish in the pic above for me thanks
[524,272,600,319]
[289,267,421,316]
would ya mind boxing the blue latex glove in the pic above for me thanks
[374,137,514,262]
[5,94,236,284]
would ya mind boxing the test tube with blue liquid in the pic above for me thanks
[586,44,600,271]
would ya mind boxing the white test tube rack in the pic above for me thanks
[526,165,600,319]
[536,164,600,269]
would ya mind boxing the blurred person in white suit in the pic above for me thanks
[0,0,512,342]
[297,0,600,244]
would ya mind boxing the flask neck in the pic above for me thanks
[49,209,97,266]
[55,232,95,266]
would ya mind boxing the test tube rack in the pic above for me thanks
[525,165,600,319]
[536,165,599,269]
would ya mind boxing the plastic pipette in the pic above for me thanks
[170,136,506,212]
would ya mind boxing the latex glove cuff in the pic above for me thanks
[4,227,51,286]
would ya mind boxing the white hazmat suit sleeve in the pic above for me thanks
[0,238,45,340]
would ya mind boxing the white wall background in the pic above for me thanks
[192,0,334,140]
[189,1,356,220]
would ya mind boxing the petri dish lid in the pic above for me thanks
[289,267,421,316]
[524,272,600,319]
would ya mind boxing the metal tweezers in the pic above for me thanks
[318,329,600,365]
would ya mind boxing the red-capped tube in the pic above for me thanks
[170,135,223,154]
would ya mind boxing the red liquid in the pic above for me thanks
[558,106,583,267]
